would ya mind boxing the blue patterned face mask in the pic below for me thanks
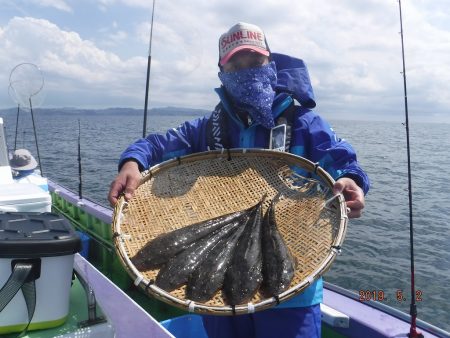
[218,61,277,129]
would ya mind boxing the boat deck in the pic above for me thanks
[2,254,173,338]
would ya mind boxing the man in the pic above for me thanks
[10,148,48,192]
[109,22,369,338]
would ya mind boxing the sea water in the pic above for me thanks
[2,110,449,330]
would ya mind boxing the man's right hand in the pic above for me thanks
[108,160,141,206]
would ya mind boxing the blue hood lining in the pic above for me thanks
[271,53,316,109]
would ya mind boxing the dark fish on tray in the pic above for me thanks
[260,196,296,297]
[186,215,249,302]
[131,207,254,270]
[223,197,265,305]
[155,219,243,292]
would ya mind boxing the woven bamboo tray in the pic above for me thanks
[112,149,347,315]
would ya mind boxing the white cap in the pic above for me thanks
[218,22,270,66]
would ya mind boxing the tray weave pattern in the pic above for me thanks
[112,149,347,315]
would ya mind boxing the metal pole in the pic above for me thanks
[29,98,43,176]
[14,105,20,150]
[398,1,423,337]
[142,0,156,138]
[78,119,83,200]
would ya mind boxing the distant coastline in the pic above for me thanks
[0,106,210,117]
[1,107,448,125]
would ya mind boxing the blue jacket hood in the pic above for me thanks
[271,53,316,109]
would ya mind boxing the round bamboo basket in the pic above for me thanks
[112,149,347,315]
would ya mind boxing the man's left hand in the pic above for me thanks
[333,177,365,218]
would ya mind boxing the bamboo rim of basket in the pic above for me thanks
[112,148,348,315]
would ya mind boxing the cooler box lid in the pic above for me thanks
[0,212,81,258]
[0,183,51,206]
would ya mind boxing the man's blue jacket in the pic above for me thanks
[119,53,370,308]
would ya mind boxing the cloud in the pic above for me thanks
[103,30,128,47]
[0,17,146,108]
[30,0,72,12]
[129,0,411,119]
[0,0,449,122]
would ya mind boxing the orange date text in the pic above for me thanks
[359,290,386,302]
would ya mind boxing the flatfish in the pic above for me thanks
[155,219,242,292]
[185,214,249,302]
[223,197,264,305]
[131,207,252,270]
[260,196,296,297]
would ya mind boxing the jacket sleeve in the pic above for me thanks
[293,112,370,194]
[118,116,209,171]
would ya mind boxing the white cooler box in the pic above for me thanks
[0,183,51,212]
[0,212,81,334]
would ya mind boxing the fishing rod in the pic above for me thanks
[397,1,423,337]
[14,104,19,151]
[29,97,44,176]
[8,84,20,151]
[78,119,83,200]
[142,0,156,138]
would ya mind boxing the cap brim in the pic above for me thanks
[219,45,270,66]
[10,160,38,171]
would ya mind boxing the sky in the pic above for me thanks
[0,0,449,122]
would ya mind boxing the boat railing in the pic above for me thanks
[48,179,132,290]
[73,267,107,327]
